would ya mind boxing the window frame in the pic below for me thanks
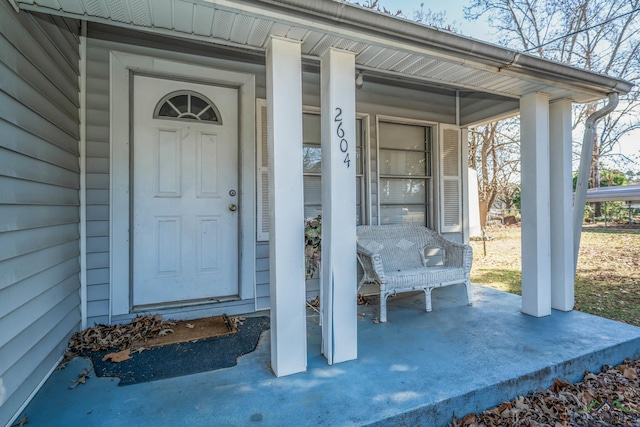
[153,90,223,124]
[375,115,437,228]
[302,106,369,225]
[256,99,370,242]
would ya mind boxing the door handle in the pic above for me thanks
[229,204,237,212]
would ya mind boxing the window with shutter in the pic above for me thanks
[439,124,462,233]
[256,99,365,241]
[378,121,433,227]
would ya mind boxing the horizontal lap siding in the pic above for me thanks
[0,6,81,426]
[84,41,110,325]
[256,242,270,310]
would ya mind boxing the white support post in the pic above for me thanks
[320,48,358,365]
[549,100,574,311]
[520,93,551,317]
[266,37,307,377]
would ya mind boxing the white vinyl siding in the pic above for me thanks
[439,124,462,233]
[84,39,111,325]
[0,7,81,426]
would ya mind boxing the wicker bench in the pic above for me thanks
[356,224,473,322]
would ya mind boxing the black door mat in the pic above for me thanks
[83,316,270,386]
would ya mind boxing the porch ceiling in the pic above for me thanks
[16,0,633,104]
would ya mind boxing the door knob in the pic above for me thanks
[229,204,237,212]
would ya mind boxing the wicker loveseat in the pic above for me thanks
[356,224,473,322]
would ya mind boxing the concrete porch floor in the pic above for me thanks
[19,284,640,426]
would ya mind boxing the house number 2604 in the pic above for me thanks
[334,107,350,168]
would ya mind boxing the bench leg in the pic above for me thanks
[464,281,473,306]
[380,292,388,323]
[423,288,432,312]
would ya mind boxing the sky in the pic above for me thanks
[368,0,639,172]
[373,0,495,41]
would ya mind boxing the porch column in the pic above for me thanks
[520,92,551,317]
[266,36,307,376]
[320,48,358,364]
[549,100,575,311]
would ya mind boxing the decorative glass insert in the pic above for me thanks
[153,90,222,124]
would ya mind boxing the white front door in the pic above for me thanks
[132,75,239,307]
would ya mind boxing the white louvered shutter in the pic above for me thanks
[439,124,462,233]
[256,99,269,241]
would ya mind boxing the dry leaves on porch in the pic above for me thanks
[68,314,176,353]
[69,368,90,389]
[10,415,28,427]
[451,358,640,426]
[102,349,132,363]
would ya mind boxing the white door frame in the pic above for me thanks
[109,51,256,318]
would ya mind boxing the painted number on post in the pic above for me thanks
[334,107,350,168]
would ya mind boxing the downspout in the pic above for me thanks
[572,92,618,272]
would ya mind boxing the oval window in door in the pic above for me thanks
[153,90,222,125]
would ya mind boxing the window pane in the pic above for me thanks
[379,122,425,150]
[304,176,322,204]
[380,178,426,204]
[304,205,322,218]
[303,145,322,173]
[302,116,365,223]
[303,114,321,144]
[379,149,427,176]
[168,95,188,114]
[198,107,218,122]
[158,102,179,117]
[380,205,426,225]
[191,96,208,115]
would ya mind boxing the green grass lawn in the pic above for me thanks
[471,226,640,326]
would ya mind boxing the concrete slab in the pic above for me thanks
[19,285,640,426]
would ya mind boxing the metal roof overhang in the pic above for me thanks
[15,0,633,104]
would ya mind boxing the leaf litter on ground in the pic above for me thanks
[451,358,640,426]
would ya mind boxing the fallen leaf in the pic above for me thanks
[11,415,28,427]
[69,368,90,389]
[460,413,476,426]
[623,367,637,380]
[186,323,195,329]
[102,349,131,363]
[158,329,174,336]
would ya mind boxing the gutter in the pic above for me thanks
[15,0,634,96]
[572,92,619,272]
[256,0,633,96]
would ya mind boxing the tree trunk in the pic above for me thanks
[479,201,488,228]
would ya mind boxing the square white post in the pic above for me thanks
[266,37,307,376]
[549,99,575,311]
[520,92,551,317]
[320,48,358,364]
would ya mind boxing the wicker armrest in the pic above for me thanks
[356,244,386,283]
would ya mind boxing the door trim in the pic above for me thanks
[109,51,256,318]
